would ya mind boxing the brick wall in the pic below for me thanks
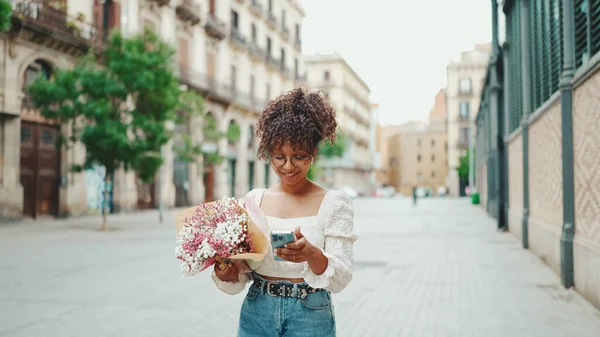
[572,67,600,309]
[527,100,563,274]
[508,134,523,241]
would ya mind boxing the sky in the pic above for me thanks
[301,0,494,126]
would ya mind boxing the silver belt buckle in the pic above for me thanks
[266,281,278,296]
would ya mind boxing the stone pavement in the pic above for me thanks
[1,197,599,337]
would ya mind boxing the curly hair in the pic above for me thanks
[256,87,337,160]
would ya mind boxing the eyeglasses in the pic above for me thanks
[271,154,311,168]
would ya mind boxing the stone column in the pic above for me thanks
[0,117,23,218]
[254,159,266,189]
[235,122,250,198]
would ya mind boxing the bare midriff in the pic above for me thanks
[258,274,305,283]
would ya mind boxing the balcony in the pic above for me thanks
[204,14,227,40]
[295,72,307,83]
[280,66,293,80]
[266,54,279,70]
[248,41,266,62]
[176,0,201,26]
[249,0,263,18]
[176,63,264,113]
[456,138,470,150]
[229,28,247,51]
[280,26,290,41]
[10,0,103,57]
[148,0,171,6]
[266,11,277,29]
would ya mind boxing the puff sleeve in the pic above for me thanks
[302,191,357,293]
[211,269,252,295]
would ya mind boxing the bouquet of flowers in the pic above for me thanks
[174,196,269,277]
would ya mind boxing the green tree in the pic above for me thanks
[29,30,181,230]
[308,133,348,181]
[0,0,11,32]
[172,90,235,165]
[456,150,472,181]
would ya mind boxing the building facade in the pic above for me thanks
[475,0,600,311]
[445,43,491,197]
[387,90,448,196]
[0,0,306,220]
[375,124,402,187]
[305,53,373,194]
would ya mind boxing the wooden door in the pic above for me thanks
[20,122,60,218]
[37,125,60,216]
[20,123,36,218]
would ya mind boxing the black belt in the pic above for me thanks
[251,275,324,300]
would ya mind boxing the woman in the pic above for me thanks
[211,88,357,337]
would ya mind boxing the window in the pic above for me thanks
[268,0,273,12]
[281,10,286,27]
[459,77,471,94]
[248,125,254,147]
[231,10,239,30]
[431,139,435,147]
[417,154,421,162]
[250,75,255,99]
[417,138,421,147]
[266,37,272,55]
[280,48,285,69]
[417,171,423,182]
[431,154,435,162]
[251,23,257,42]
[231,65,237,94]
[248,162,255,191]
[324,71,330,81]
[266,83,271,100]
[459,102,470,119]
[459,127,469,147]
[431,171,436,178]
[294,58,299,77]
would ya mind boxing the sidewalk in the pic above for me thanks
[335,197,600,337]
[0,197,599,336]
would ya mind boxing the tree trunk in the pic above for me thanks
[102,173,111,231]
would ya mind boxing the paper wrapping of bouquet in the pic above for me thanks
[174,197,269,271]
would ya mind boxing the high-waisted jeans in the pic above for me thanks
[237,274,336,337]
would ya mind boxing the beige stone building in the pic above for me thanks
[304,53,373,194]
[445,43,491,197]
[387,89,448,196]
[375,124,402,186]
[0,0,306,220]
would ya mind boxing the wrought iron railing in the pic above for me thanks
[11,0,102,48]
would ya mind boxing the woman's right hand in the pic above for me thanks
[214,261,240,282]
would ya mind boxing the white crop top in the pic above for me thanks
[211,188,357,294]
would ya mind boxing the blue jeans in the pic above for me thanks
[237,277,336,337]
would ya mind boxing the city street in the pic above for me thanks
[1,197,600,337]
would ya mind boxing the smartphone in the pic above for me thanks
[271,230,296,261]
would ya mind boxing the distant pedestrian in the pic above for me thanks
[413,186,418,206]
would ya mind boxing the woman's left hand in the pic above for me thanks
[274,226,320,264]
